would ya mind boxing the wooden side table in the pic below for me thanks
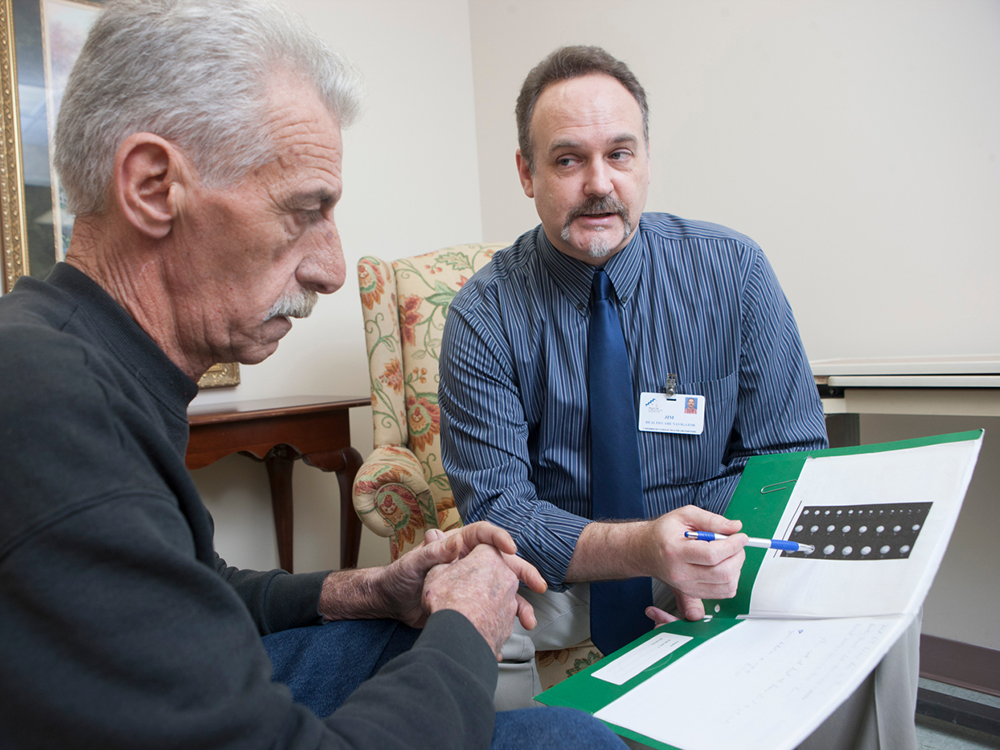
[186,395,370,573]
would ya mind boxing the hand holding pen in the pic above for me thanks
[641,507,746,625]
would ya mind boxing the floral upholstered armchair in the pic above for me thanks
[353,243,505,560]
[353,243,603,690]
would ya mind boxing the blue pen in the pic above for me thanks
[685,530,815,554]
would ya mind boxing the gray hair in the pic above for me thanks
[54,0,365,216]
[515,45,648,174]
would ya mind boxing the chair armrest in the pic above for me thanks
[353,445,439,559]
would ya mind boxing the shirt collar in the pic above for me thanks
[535,221,645,312]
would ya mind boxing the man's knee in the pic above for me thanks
[495,632,540,711]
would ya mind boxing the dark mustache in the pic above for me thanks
[564,195,629,224]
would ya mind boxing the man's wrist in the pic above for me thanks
[318,567,393,621]
[566,519,653,582]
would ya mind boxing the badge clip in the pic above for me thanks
[662,374,678,399]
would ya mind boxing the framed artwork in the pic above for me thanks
[0,0,239,387]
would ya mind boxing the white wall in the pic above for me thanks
[190,0,483,574]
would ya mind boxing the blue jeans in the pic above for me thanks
[262,619,625,749]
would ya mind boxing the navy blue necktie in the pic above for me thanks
[587,268,653,655]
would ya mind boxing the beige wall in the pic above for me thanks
[191,0,483,573]
[469,0,1000,361]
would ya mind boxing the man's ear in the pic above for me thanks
[515,149,535,199]
[646,139,652,186]
[114,133,184,239]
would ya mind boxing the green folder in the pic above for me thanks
[537,430,983,750]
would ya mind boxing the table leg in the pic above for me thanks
[264,445,296,573]
[304,447,365,570]
[337,448,364,570]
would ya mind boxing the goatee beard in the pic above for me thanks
[560,195,631,258]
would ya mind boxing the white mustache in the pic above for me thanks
[265,290,318,321]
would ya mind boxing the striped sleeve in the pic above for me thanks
[439,302,589,588]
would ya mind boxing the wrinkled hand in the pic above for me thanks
[423,522,546,594]
[373,522,545,631]
[421,543,523,660]
[644,506,746,622]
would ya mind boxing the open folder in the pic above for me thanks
[536,430,983,750]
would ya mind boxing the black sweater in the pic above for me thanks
[0,264,497,749]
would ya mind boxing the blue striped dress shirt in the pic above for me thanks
[439,213,827,587]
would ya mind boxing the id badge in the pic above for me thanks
[638,392,705,435]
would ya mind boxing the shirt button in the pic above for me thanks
[577,303,585,312]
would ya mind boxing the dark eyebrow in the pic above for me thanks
[548,138,583,154]
[547,133,639,155]
[609,133,640,147]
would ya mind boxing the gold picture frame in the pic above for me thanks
[0,0,238,388]
[1,0,29,293]
[198,362,241,388]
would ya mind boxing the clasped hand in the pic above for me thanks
[379,521,546,659]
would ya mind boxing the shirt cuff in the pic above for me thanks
[495,502,591,589]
